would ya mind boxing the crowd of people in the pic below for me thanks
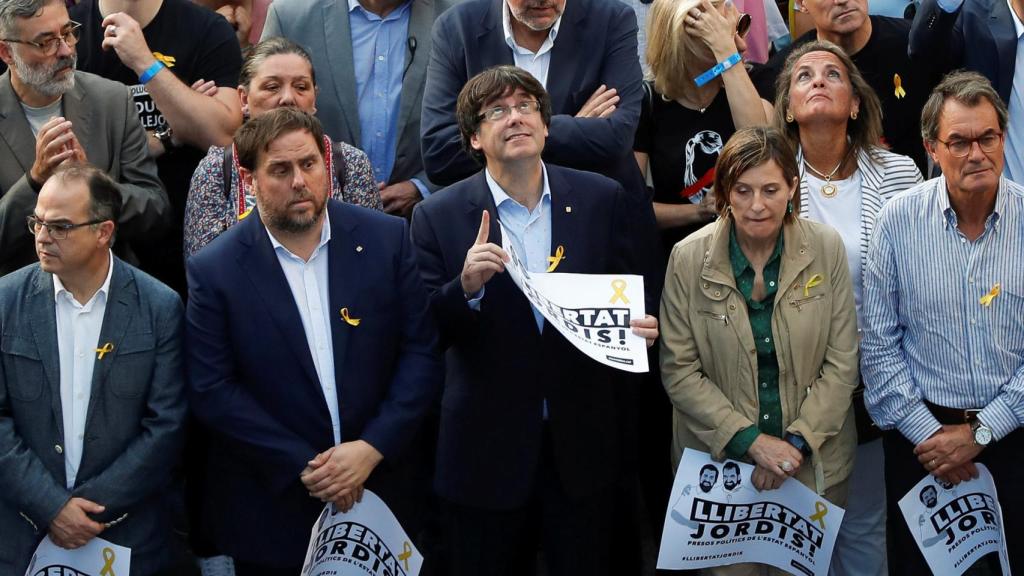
[0,0,1021,575]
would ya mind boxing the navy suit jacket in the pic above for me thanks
[909,0,1018,103]
[185,200,441,566]
[0,259,185,576]
[411,165,652,509]
[421,0,645,190]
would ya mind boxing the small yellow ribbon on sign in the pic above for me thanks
[546,245,565,272]
[810,501,829,529]
[803,274,823,297]
[609,279,630,304]
[100,547,117,576]
[95,342,114,360]
[398,541,413,570]
[340,308,361,326]
[152,52,176,68]
[894,73,906,99]
[980,282,1001,307]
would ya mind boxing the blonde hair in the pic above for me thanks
[646,0,718,100]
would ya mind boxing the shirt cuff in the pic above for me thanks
[979,396,1021,441]
[466,286,484,311]
[936,0,963,13]
[725,425,760,460]
[896,402,944,446]
[411,178,430,199]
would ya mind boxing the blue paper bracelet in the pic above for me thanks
[139,61,165,85]
[694,52,742,88]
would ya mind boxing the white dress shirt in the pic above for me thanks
[266,215,341,444]
[54,250,114,489]
[502,0,562,88]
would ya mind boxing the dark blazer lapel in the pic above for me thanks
[61,78,91,154]
[988,0,1017,100]
[0,71,38,174]
[236,211,321,386]
[27,267,64,439]
[545,0,585,114]
[323,0,362,145]
[548,167,580,273]
[397,0,433,143]
[325,203,360,389]
[480,0,514,65]
[84,258,134,429]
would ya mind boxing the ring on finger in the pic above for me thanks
[780,460,793,473]
[106,24,118,35]
[929,459,937,469]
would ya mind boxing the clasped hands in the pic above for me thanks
[914,424,982,486]
[301,439,383,513]
[748,434,803,492]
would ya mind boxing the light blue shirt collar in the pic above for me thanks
[484,163,552,213]
[265,212,332,261]
[502,0,562,54]
[348,0,412,18]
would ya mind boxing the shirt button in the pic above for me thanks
[78,352,84,358]
[970,319,977,325]
[769,281,775,287]
[764,337,771,343]
[763,414,770,421]
[77,433,84,440]
[377,55,385,61]
[54,444,63,454]
[761,382,767,388]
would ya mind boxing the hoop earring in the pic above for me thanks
[785,111,794,123]
[850,110,858,120]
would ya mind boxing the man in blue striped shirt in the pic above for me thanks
[862,70,1024,574]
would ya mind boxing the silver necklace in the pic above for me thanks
[803,158,844,198]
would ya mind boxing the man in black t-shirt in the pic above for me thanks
[71,0,242,293]
[752,0,930,174]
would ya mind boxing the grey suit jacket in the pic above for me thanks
[0,258,185,576]
[261,0,458,191]
[0,71,169,275]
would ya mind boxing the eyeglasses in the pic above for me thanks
[477,100,542,122]
[936,132,1003,158]
[736,13,752,38]
[27,215,106,240]
[2,21,82,57]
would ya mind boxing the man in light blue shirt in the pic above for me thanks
[862,71,1024,574]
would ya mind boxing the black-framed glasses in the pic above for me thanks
[27,215,106,240]
[936,132,1003,158]
[2,21,82,57]
[736,13,752,38]
[477,100,542,122]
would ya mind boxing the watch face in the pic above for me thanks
[975,425,993,445]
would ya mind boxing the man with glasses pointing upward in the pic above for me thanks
[0,0,167,276]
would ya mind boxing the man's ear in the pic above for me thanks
[0,41,15,68]
[923,138,939,166]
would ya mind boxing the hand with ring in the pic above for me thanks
[780,460,794,473]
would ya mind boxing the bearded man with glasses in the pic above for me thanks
[0,0,167,276]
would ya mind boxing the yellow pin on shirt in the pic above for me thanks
[95,342,114,360]
[980,283,1001,307]
[803,274,823,297]
[340,307,361,326]
[894,74,906,99]
[546,245,565,272]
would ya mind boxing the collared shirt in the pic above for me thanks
[502,0,562,88]
[266,215,340,444]
[54,250,114,489]
[724,227,784,459]
[349,0,429,196]
[862,176,1024,445]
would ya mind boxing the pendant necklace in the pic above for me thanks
[804,157,844,198]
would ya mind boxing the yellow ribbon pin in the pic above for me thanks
[803,274,823,297]
[340,308,361,326]
[609,279,630,304]
[95,342,114,360]
[100,547,117,576]
[398,541,413,570]
[980,283,1001,307]
[546,245,565,272]
[152,52,176,68]
[894,74,906,99]
[810,501,829,529]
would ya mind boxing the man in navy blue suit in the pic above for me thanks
[411,65,659,576]
[185,108,441,574]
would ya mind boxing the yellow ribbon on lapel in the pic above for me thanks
[95,342,114,360]
[546,245,565,272]
[803,274,823,297]
[894,74,906,99]
[980,283,1001,307]
[340,308,361,326]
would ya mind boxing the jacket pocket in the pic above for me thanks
[787,294,824,308]
[108,334,156,398]
[1,335,44,401]
[697,309,730,325]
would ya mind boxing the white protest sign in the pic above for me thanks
[496,220,649,373]
[658,448,844,576]
[898,465,1011,575]
[24,536,130,576]
[301,490,422,576]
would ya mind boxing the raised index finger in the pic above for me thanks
[475,209,491,245]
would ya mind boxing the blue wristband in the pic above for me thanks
[694,52,742,88]
[139,61,165,85]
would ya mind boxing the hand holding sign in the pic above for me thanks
[630,315,659,348]
[461,210,509,296]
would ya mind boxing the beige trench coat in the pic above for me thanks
[659,215,859,495]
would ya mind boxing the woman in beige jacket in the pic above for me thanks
[660,127,859,545]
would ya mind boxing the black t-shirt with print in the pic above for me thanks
[71,0,241,291]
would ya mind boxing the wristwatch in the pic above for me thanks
[154,127,176,150]
[971,420,993,446]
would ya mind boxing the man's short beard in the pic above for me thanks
[11,49,76,98]
[257,193,326,234]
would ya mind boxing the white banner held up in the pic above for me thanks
[497,220,648,373]
[301,490,422,576]
[898,465,1011,576]
[658,448,844,576]
[24,536,130,576]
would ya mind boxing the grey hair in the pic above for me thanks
[920,70,1009,142]
[0,0,59,38]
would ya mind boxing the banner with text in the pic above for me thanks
[657,449,844,575]
[24,536,130,576]
[301,490,421,576]
[898,465,1011,575]
[497,220,648,373]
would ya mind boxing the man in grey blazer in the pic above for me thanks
[261,0,457,217]
[0,0,168,276]
[0,163,185,576]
